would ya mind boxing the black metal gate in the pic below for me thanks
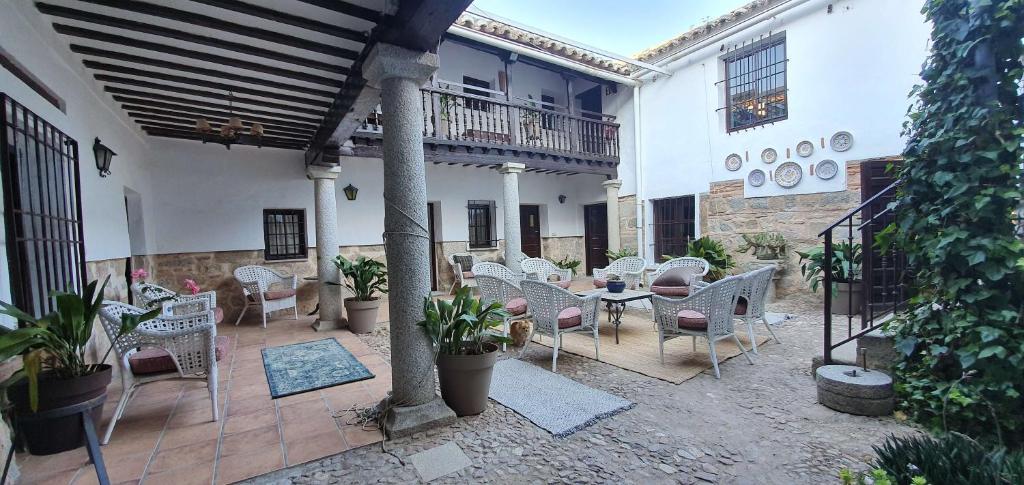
[1,94,86,318]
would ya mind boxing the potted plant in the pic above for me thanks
[796,242,863,315]
[737,232,787,260]
[605,247,638,262]
[605,273,626,293]
[334,255,388,334]
[0,277,158,455]
[548,255,581,277]
[418,287,510,416]
[685,236,735,281]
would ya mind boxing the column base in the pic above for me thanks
[381,396,456,439]
[311,318,347,332]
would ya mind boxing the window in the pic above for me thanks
[462,76,492,111]
[263,209,307,260]
[467,200,496,249]
[541,93,556,130]
[652,196,695,260]
[724,34,787,131]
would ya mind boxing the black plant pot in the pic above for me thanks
[8,365,112,455]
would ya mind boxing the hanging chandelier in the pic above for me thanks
[194,92,263,149]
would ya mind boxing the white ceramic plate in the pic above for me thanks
[760,148,777,164]
[816,159,839,180]
[748,169,766,187]
[775,161,802,188]
[830,131,853,152]
[796,140,814,157]
[725,153,742,171]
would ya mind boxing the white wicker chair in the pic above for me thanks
[447,253,481,294]
[651,257,710,284]
[593,256,645,289]
[651,274,754,379]
[520,257,573,289]
[734,265,781,353]
[476,274,531,351]
[520,280,601,372]
[98,301,221,445]
[131,282,223,323]
[233,265,298,328]
[471,261,523,284]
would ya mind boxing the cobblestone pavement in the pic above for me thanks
[244,300,916,485]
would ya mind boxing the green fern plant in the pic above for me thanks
[685,237,734,281]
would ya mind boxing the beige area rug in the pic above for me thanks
[529,307,768,384]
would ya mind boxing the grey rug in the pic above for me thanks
[262,338,374,398]
[489,359,634,437]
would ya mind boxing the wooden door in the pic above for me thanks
[520,205,541,258]
[584,203,609,276]
[427,202,437,292]
[576,86,602,119]
[859,158,904,317]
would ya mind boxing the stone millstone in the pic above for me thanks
[815,365,894,416]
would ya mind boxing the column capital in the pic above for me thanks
[363,43,439,88]
[498,162,526,175]
[306,165,341,180]
[602,178,623,189]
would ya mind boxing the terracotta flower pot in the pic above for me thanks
[8,365,112,455]
[436,342,498,416]
[345,298,380,334]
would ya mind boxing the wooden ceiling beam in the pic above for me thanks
[295,0,383,23]
[53,24,347,82]
[104,86,324,120]
[39,2,361,60]
[93,72,329,109]
[123,105,317,134]
[195,0,378,38]
[71,45,336,99]
[142,127,307,150]
[113,96,320,132]
[133,119,307,141]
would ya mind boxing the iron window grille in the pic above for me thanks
[263,209,307,260]
[652,196,696,260]
[467,200,497,249]
[723,33,788,131]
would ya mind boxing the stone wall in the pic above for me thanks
[701,161,863,300]
[618,195,638,252]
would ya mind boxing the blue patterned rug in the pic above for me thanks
[262,338,374,398]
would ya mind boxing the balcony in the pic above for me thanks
[351,81,620,175]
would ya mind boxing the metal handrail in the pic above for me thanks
[818,180,901,237]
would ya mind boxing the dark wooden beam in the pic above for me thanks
[196,0,378,37]
[93,72,329,109]
[133,119,307,141]
[142,127,307,150]
[296,0,383,23]
[105,87,325,120]
[110,92,321,124]
[113,96,321,130]
[71,45,336,99]
[347,143,616,176]
[39,1,361,59]
[122,106,316,134]
[53,24,348,82]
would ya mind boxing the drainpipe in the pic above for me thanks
[632,83,645,261]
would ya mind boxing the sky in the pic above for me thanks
[469,0,752,57]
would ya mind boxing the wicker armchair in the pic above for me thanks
[98,301,226,444]
[447,252,481,294]
[476,274,531,351]
[649,257,710,297]
[520,280,601,372]
[651,274,753,379]
[520,257,573,289]
[233,265,298,328]
[734,265,781,353]
[471,262,523,284]
[593,256,645,290]
[131,282,223,324]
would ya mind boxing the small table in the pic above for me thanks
[575,288,654,344]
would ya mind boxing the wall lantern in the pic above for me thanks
[558,194,567,204]
[343,184,358,201]
[93,138,115,177]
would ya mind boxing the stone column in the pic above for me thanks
[499,162,526,272]
[363,43,455,437]
[603,179,623,252]
[307,165,344,331]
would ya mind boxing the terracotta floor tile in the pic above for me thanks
[322,386,374,413]
[219,423,281,458]
[100,432,160,460]
[143,460,214,485]
[156,420,221,452]
[276,389,323,407]
[283,429,348,466]
[165,406,219,430]
[223,407,278,435]
[341,424,383,449]
[280,412,338,442]
[215,443,284,484]
[278,399,328,422]
[71,449,148,485]
[147,439,217,474]
[226,396,275,417]
[28,467,80,485]
[18,446,90,473]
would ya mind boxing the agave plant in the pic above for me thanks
[333,255,388,301]
[0,277,159,410]
[547,255,581,275]
[418,287,511,356]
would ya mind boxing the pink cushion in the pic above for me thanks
[651,285,689,297]
[129,335,231,375]
[505,297,527,316]
[263,289,296,300]
[734,297,748,316]
[213,307,224,324]
[677,309,708,330]
[462,271,474,279]
[593,278,607,288]
[557,307,583,329]
[554,280,572,290]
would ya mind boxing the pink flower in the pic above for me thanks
[183,279,200,295]
[130,268,148,281]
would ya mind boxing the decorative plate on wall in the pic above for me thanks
[760,148,778,164]
[775,161,803,188]
[725,153,743,171]
[816,159,839,180]
[748,169,766,187]
[796,140,814,157]
[830,131,853,152]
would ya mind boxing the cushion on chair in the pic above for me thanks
[734,297,748,315]
[213,307,224,324]
[554,280,572,290]
[263,289,296,300]
[128,335,231,375]
[653,267,698,287]
[651,285,689,297]
[676,309,708,330]
[593,278,607,288]
[505,297,528,316]
[453,255,475,272]
[462,271,475,279]
[557,307,583,329]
